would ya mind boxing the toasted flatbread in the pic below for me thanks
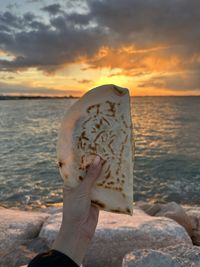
[57,84,134,215]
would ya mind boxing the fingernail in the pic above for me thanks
[93,155,101,166]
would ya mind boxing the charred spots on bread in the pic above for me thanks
[102,116,111,126]
[82,117,91,128]
[85,163,90,171]
[115,187,123,192]
[87,104,96,113]
[93,130,105,143]
[58,160,64,168]
[81,131,89,141]
[116,134,128,176]
[77,132,89,149]
[79,176,84,181]
[96,178,107,186]
[113,85,126,96]
[105,170,111,179]
[121,114,129,128]
[108,139,115,155]
[91,127,97,133]
[96,183,103,186]
[96,104,100,115]
[87,103,101,115]
[95,123,100,129]
[79,155,85,170]
[104,164,110,174]
[121,128,127,135]
[105,100,116,117]
[92,200,105,208]
[89,143,97,152]
[95,118,104,130]
[110,133,117,139]
[104,164,111,180]
[104,185,112,189]
[107,181,115,185]
[102,159,106,166]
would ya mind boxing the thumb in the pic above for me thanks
[79,155,103,193]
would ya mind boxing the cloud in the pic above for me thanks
[75,79,92,84]
[0,81,82,96]
[139,71,200,91]
[6,3,20,9]
[0,11,37,32]
[0,7,107,73]
[41,4,62,15]
[0,0,199,90]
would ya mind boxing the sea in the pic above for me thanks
[0,97,200,209]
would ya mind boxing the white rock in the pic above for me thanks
[83,208,192,267]
[183,205,200,245]
[0,207,49,255]
[122,249,181,267]
[122,243,200,267]
[39,212,62,245]
[0,238,49,267]
[136,201,193,236]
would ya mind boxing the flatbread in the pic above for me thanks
[57,84,134,215]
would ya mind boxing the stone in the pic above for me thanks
[122,243,200,267]
[136,201,193,236]
[183,205,200,245]
[122,250,181,267]
[39,212,62,246]
[82,208,192,267]
[0,207,49,255]
[0,238,49,267]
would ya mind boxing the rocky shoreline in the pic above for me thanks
[0,202,200,267]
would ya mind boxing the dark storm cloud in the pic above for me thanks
[0,11,36,32]
[0,23,107,73]
[41,4,62,15]
[0,11,23,30]
[89,0,200,44]
[0,0,199,89]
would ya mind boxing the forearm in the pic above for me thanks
[52,224,90,266]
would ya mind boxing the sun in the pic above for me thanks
[93,69,131,90]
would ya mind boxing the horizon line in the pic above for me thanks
[1,94,200,99]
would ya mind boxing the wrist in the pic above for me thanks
[52,225,90,266]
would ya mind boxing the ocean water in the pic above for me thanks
[0,97,200,209]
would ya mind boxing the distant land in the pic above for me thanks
[0,95,79,100]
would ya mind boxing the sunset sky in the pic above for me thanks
[0,0,200,96]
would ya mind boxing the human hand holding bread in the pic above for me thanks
[53,155,104,266]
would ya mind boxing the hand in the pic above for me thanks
[52,155,104,266]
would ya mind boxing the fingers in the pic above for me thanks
[79,155,104,193]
